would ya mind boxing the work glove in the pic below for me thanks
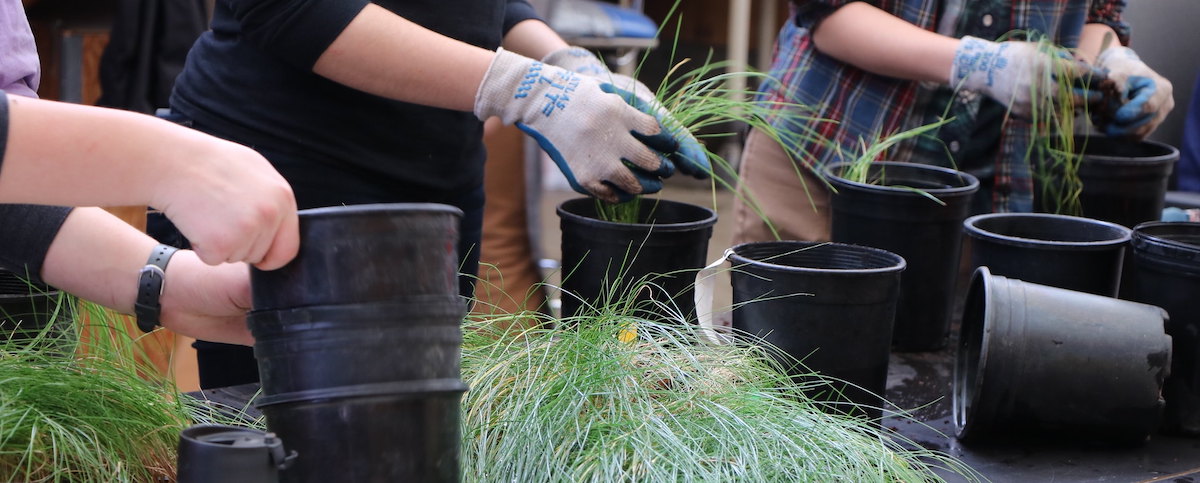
[950,36,1100,119]
[1093,46,1174,140]
[541,46,711,179]
[475,48,687,203]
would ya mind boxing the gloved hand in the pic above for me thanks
[541,46,711,179]
[1093,46,1174,140]
[950,36,1100,118]
[475,48,688,203]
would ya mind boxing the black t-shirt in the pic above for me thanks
[170,0,541,207]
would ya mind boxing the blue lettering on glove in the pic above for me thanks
[539,70,580,117]
[515,63,542,99]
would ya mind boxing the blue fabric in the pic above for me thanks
[593,2,657,38]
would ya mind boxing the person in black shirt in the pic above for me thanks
[165,0,711,388]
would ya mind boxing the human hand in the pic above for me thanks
[150,138,300,270]
[158,251,254,346]
[950,36,1100,118]
[1093,46,1174,140]
[542,47,711,179]
[475,48,689,203]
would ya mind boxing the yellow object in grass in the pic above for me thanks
[617,320,637,343]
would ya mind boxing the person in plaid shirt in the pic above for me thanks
[731,0,1174,244]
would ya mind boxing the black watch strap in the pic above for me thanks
[135,244,179,333]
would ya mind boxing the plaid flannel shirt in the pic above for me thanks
[761,0,1129,212]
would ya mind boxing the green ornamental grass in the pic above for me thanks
[460,292,980,482]
[0,295,256,482]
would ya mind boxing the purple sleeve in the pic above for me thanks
[223,0,371,70]
[0,1,40,97]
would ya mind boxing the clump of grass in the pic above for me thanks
[596,195,644,224]
[0,293,261,481]
[829,118,956,206]
[594,8,827,226]
[0,297,185,481]
[1019,32,1094,216]
[460,293,980,482]
[835,119,953,186]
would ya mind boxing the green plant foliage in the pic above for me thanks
[0,295,260,482]
[595,196,644,225]
[1020,32,1092,216]
[592,10,830,229]
[460,295,980,482]
[830,118,956,206]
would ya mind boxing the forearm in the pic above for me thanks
[503,19,570,60]
[39,208,152,313]
[311,3,495,112]
[40,207,255,345]
[1076,23,1121,64]
[810,2,958,84]
[0,96,235,207]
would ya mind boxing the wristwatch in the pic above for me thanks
[135,244,179,333]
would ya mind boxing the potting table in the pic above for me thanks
[886,349,1200,482]
[188,347,1200,482]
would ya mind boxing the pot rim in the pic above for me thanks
[822,161,981,196]
[964,212,1132,248]
[1074,135,1180,165]
[728,241,906,275]
[298,202,464,220]
[953,266,996,439]
[556,197,718,231]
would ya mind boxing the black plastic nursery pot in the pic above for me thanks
[729,241,906,420]
[0,270,69,342]
[177,424,294,483]
[248,203,467,483]
[823,161,979,352]
[556,197,717,323]
[954,267,1171,443]
[250,203,463,311]
[963,213,1131,297]
[1123,222,1200,435]
[1037,136,1179,228]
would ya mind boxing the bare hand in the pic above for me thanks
[151,139,300,270]
[158,252,254,346]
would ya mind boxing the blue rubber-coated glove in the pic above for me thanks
[1094,46,1175,140]
[950,36,1101,119]
[542,47,711,179]
[475,49,684,203]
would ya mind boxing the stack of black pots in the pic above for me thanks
[248,204,467,482]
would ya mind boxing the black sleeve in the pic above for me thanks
[222,0,370,70]
[504,0,542,34]
[0,204,73,284]
[794,0,867,31]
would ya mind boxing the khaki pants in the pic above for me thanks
[473,118,549,323]
[731,128,832,245]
